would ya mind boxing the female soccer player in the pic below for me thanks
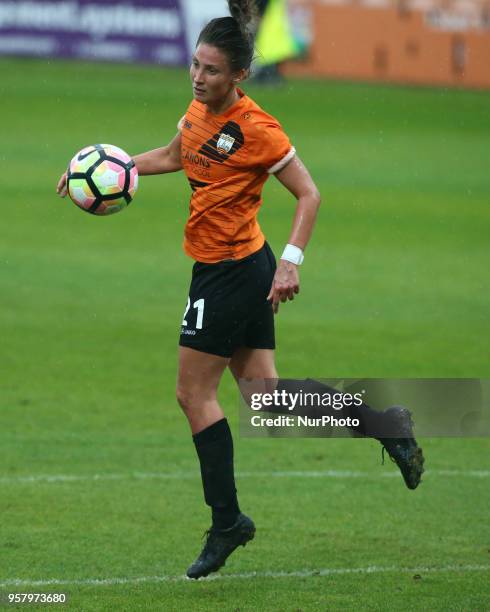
[57,0,424,580]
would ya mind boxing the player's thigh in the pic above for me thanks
[177,346,230,408]
[229,347,278,380]
[229,347,279,403]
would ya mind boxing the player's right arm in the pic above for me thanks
[133,132,182,175]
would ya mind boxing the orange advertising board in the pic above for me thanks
[285,0,490,88]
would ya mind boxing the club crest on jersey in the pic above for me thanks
[216,133,235,153]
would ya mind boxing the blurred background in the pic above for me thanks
[1,0,489,87]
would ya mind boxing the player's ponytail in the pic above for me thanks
[196,0,258,73]
[228,0,258,38]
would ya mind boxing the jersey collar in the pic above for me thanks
[204,88,247,120]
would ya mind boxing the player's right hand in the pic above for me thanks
[56,172,68,198]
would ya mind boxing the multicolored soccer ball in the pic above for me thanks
[67,144,138,215]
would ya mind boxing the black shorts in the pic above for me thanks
[179,242,276,358]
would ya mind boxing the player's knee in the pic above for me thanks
[176,385,198,413]
[176,385,189,411]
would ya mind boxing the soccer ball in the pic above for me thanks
[67,144,138,215]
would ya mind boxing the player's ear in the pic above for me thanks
[232,68,249,84]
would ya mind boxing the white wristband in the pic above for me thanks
[281,243,304,265]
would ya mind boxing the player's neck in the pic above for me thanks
[206,88,240,116]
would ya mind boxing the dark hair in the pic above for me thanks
[196,0,258,72]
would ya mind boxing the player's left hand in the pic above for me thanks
[267,259,300,314]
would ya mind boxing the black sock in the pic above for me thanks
[193,418,241,530]
[274,379,388,438]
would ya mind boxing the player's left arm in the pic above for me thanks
[267,155,321,313]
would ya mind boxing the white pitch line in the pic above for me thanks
[1,565,489,589]
[0,469,489,485]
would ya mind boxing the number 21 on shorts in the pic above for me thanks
[182,297,205,330]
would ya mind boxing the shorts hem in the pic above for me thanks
[179,341,233,358]
[243,343,275,351]
[179,341,276,358]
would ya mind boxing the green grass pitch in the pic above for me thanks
[1,57,489,610]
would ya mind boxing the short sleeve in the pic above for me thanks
[251,120,296,174]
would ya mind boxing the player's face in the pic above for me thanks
[190,44,240,108]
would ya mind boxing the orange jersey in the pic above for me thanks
[179,90,295,263]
